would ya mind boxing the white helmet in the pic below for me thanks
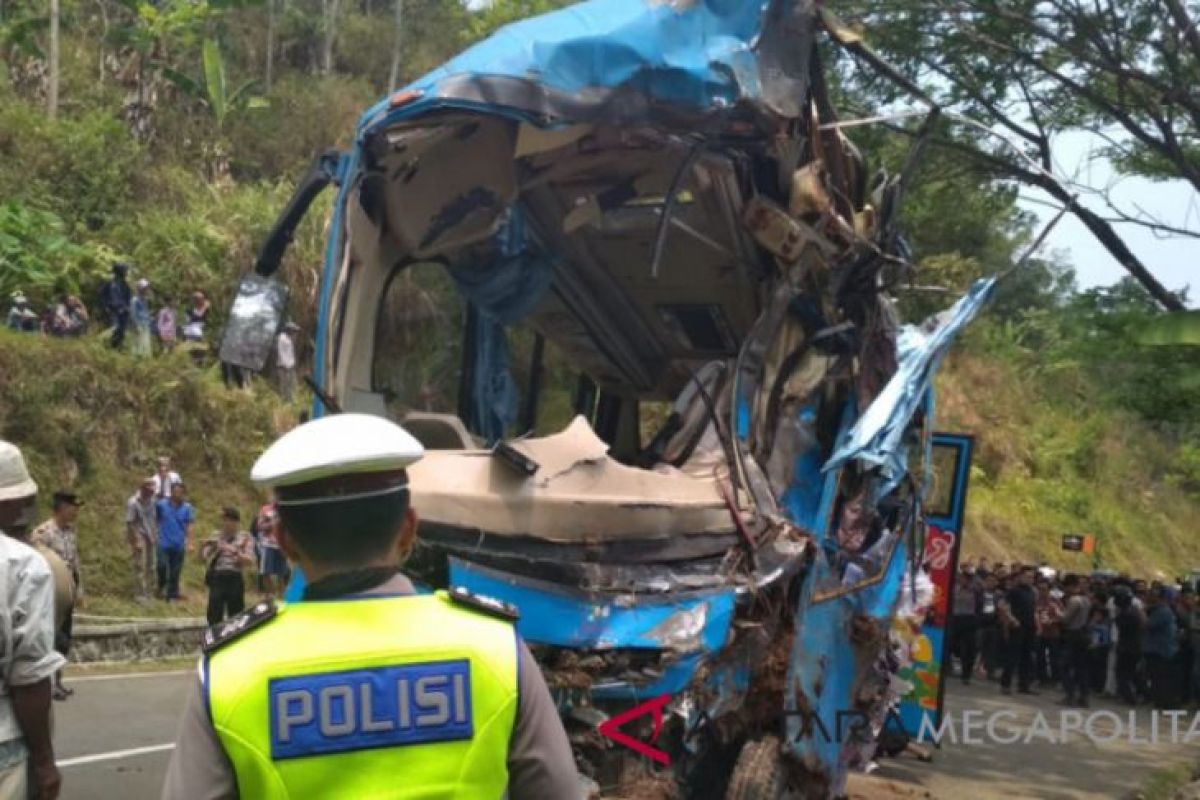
[0,440,37,501]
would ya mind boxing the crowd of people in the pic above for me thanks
[7,263,212,354]
[120,456,292,624]
[6,261,302,399]
[948,560,1200,710]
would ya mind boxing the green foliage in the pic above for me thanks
[113,0,218,55]
[937,352,1200,574]
[224,73,376,179]
[0,202,111,300]
[165,38,266,130]
[0,13,46,58]
[1138,310,1200,346]
[0,93,144,231]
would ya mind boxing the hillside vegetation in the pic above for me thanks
[0,331,290,615]
[939,350,1200,574]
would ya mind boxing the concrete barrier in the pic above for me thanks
[71,616,207,663]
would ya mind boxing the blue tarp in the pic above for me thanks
[824,277,996,483]
[449,210,555,443]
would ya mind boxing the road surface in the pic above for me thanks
[54,668,191,800]
[51,668,1197,799]
[848,680,1198,800]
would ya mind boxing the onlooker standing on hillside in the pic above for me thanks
[156,483,194,602]
[101,262,133,349]
[181,290,210,343]
[131,279,154,358]
[156,295,178,352]
[31,492,84,701]
[0,441,65,799]
[6,291,39,332]
[182,290,211,367]
[49,294,89,337]
[275,322,299,402]
[256,503,288,598]
[153,456,182,502]
[126,477,158,599]
[200,508,255,626]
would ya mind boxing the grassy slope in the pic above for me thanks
[936,349,1200,576]
[0,330,295,616]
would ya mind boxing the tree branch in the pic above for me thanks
[1161,0,1200,62]
[878,120,1187,311]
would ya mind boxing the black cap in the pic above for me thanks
[113,262,129,274]
[52,491,83,509]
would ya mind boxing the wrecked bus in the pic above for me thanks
[221,0,994,795]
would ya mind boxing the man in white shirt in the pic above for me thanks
[274,322,299,402]
[0,441,66,799]
[126,477,158,599]
[152,456,183,502]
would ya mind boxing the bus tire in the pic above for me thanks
[725,736,787,800]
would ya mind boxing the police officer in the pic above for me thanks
[162,414,581,799]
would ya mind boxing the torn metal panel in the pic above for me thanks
[824,277,996,485]
[408,416,738,542]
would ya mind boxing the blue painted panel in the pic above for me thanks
[897,433,974,738]
[449,559,735,653]
[356,0,789,138]
[786,534,909,783]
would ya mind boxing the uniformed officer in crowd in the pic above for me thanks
[161,413,581,799]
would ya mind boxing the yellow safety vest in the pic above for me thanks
[206,592,518,799]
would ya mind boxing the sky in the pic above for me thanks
[1017,131,1198,305]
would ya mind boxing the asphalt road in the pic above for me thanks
[51,667,1198,799]
[850,679,1198,800]
[54,669,192,800]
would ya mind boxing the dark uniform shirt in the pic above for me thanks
[1007,584,1037,629]
[161,574,582,799]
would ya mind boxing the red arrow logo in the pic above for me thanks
[597,694,672,765]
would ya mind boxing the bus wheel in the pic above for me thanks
[725,736,788,800]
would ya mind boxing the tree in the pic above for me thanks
[386,0,401,91]
[320,0,338,74]
[265,0,275,91]
[164,38,267,178]
[45,0,57,117]
[833,0,1196,311]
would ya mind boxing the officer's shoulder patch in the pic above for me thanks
[446,586,520,622]
[202,600,280,653]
